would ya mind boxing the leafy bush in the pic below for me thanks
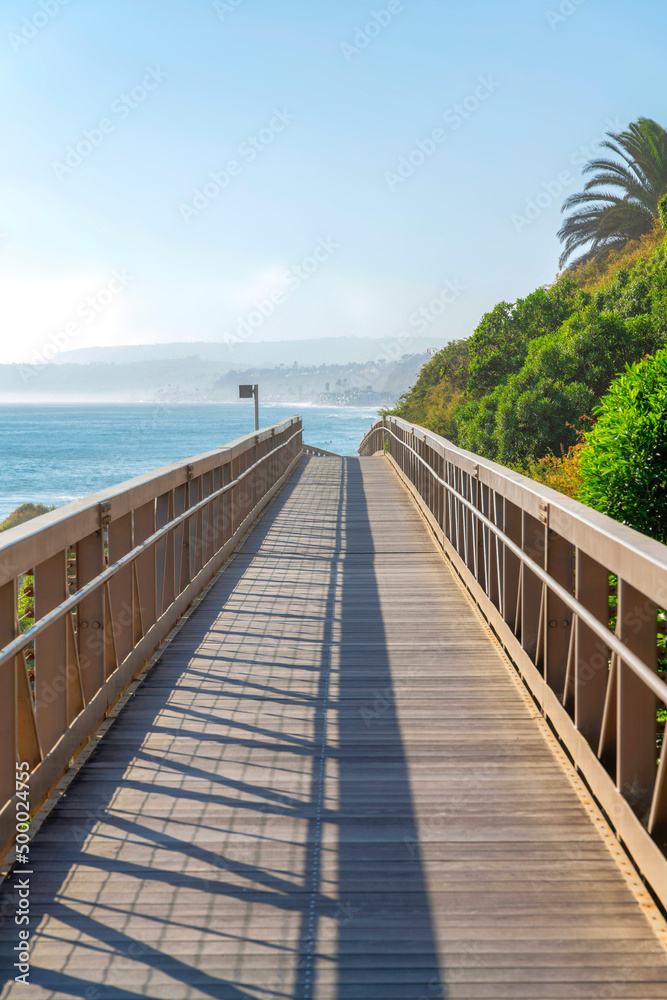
[458,309,661,463]
[466,282,578,398]
[579,349,667,542]
[456,389,502,458]
[492,309,661,463]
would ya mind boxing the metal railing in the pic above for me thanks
[0,417,302,862]
[360,416,667,907]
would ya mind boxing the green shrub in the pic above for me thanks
[466,281,578,399]
[457,389,502,458]
[579,349,667,542]
[0,503,54,532]
[491,309,661,464]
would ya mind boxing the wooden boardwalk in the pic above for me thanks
[2,456,667,999]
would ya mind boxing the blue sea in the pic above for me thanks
[0,403,378,520]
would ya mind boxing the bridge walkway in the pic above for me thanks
[2,456,667,999]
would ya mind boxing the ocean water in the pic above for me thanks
[0,402,379,520]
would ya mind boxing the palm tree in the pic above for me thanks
[558,117,667,267]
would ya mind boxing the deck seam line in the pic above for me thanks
[303,463,343,997]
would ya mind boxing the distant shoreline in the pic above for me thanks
[0,398,382,409]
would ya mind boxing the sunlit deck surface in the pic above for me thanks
[2,456,667,999]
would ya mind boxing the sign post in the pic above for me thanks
[239,384,259,431]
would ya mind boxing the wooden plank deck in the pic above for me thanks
[2,455,667,999]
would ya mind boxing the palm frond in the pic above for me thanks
[558,117,667,265]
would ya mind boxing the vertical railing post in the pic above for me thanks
[108,513,134,667]
[436,451,442,530]
[211,466,223,555]
[223,462,232,543]
[480,482,492,601]
[445,460,453,544]
[172,483,188,594]
[492,492,504,616]
[521,511,544,662]
[134,501,157,639]
[502,501,522,634]
[34,551,68,753]
[545,532,574,698]
[186,475,200,581]
[0,582,18,802]
[156,492,174,616]
[76,530,105,701]
[617,580,657,817]
[574,551,610,746]
[465,471,476,576]
[201,471,215,568]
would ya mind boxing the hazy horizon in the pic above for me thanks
[2,1,665,367]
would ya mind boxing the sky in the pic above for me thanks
[0,0,665,365]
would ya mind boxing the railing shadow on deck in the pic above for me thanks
[0,456,444,998]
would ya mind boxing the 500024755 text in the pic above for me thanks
[13,761,32,985]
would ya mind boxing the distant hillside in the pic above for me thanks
[0,352,430,406]
[53,337,441,368]
[210,354,428,406]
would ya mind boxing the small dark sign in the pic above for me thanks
[239,385,254,398]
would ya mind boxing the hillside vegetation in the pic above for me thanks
[391,202,667,476]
